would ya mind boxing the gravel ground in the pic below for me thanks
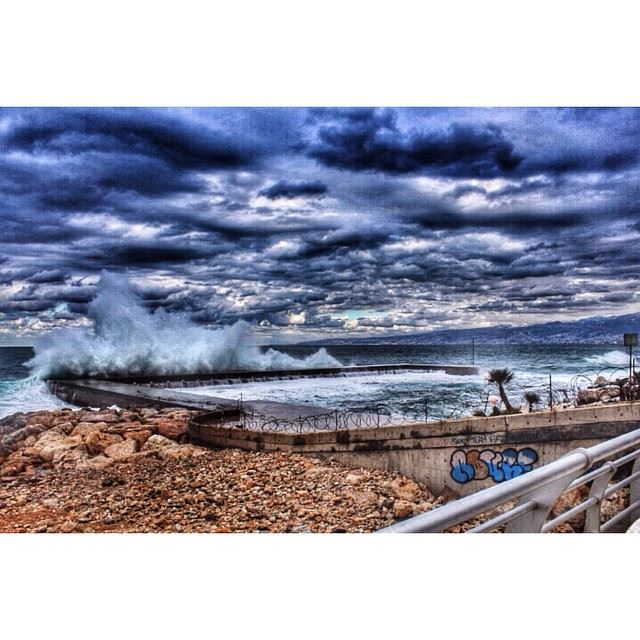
[0,407,439,533]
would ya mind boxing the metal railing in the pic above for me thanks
[380,425,640,533]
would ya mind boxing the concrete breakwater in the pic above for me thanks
[62,362,479,386]
[47,362,478,426]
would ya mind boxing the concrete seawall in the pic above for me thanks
[47,372,640,497]
[190,402,640,496]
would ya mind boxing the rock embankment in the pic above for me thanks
[0,407,439,533]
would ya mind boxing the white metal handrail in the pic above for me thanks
[379,425,640,533]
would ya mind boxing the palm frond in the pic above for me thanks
[486,368,515,385]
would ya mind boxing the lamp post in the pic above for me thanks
[624,333,638,399]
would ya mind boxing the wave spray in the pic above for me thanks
[28,272,341,378]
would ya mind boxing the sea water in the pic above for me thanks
[1,273,632,419]
[178,343,632,419]
[0,342,632,420]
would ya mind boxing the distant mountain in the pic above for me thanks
[304,311,640,345]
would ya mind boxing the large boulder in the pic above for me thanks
[141,434,177,450]
[84,431,123,456]
[123,430,152,450]
[0,450,39,476]
[33,432,84,463]
[598,386,620,401]
[71,422,107,437]
[0,413,28,438]
[0,422,48,450]
[154,420,188,442]
[78,455,114,471]
[389,477,424,502]
[25,412,56,428]
[342,487,379,508]
[393,500,416,519]
[577,389,599,405]
[158,444,207,460]
[52,446,89,467]
[104,439,138,460]
[76,411,120,424]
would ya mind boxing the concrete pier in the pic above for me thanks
[47,362,478,421]
[90,362,479,386]
[47,378,332,421]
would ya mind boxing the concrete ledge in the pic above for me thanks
[48,374,640,496]
[189,403,640,496]
[48,362,479,386]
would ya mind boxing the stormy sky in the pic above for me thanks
[0,107,639,344]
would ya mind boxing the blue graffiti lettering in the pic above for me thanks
[450,447,539,484]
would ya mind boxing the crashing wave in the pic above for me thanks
[0,376,70,419]
[584,350,630,368]
[28,272,341,378]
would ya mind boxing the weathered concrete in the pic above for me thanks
[189,401,640,497]
[47,379,331,420]
[47,371,640,498]
[65,362,479,386]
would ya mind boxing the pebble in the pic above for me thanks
[0,407,440,533]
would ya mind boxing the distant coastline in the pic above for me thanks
[299,310,640,346]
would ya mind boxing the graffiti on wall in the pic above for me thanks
[450,447,539,484]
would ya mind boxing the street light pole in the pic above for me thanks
[624,333,638,400]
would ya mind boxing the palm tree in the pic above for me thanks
[524,391,540,412]
[486,368,517,414]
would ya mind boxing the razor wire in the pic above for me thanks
[190,363,639,433]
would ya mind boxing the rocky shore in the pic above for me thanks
[0,407,439,533]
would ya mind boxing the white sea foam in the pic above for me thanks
[0,376,71,419]
[584,350,630,369]
[182,370,483,408]
[28,272,341,379]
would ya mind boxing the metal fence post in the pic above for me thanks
[505,471,584,532]
[506,449,593,532]
[629,456,640,527]
[584,462,617,532]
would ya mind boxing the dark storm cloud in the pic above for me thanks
[305,108,523,177]
[446,184,488,200]
[403,207,585,233]
[0,108,281,226]
[0,299,53,313]
[1,215,86,245]
[305,107,640,190]
[522,148,640,176]
[259,180,328,199]
[28,269,66,284]
[2,108,253,170]
[1,107,640,341]
[90,243,211,267]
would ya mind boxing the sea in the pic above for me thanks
[0,343,632,421]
